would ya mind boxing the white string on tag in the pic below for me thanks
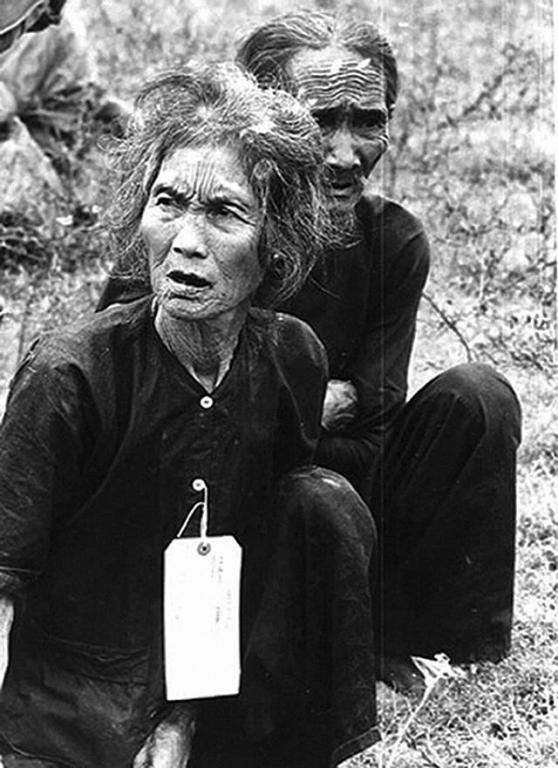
[175,478,211,555]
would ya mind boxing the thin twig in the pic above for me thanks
[95,0,114,27]
[16,279,34,365]
[421,732,446,768]
[385,688,432,768]
[385,655,462,768]
[422,291,473,362]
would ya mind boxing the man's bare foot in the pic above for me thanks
[376,656,425,696]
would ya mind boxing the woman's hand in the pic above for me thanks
[133,705,196,768]
[0,596,14,689]
[321,379,359,432]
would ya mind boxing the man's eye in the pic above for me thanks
[358,124,385,137]
[354,113,387,133]
[312,111,337,131]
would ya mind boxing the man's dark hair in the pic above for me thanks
[236,10,399,116]
[107,62,340,307]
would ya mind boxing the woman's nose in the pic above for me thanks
[171,213,207,259]
[324,127,361,172]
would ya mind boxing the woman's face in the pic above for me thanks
[141,144,263,322]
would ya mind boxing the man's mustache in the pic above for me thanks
[325,168,364,189]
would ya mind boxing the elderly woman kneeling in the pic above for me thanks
[0,65,377,768]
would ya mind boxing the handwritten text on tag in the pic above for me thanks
[164,535,242,700]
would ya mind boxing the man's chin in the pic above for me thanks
[326,197,363,249]
[328,185,362,210]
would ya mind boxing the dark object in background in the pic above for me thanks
[0,9,131,227]
[0,0,67,54]
[0,210,55,271]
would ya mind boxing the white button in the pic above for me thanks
[200,396,213,409]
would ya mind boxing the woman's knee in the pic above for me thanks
[275,466,376,548]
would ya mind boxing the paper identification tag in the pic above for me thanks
[164,535,242,701]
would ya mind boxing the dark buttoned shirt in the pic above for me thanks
[95,194,430,494]
[0,297,327,766]
[279,193,430,489]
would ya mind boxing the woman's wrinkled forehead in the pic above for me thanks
[144,144,258,209]
[290,46,387,113]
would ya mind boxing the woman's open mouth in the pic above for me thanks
[167,270,212,292]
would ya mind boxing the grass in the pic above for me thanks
[0,0,555,765]
[343,340,558,768]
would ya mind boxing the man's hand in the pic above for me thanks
[321,379,359,432]
[0,596,14,690]
[133,705,197,768]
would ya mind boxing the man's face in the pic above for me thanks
[290,47,389,208]
[141,144,262,323]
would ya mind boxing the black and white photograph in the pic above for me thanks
[0,0,554,766]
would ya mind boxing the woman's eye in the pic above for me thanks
[208,203,235,220]
[155,195,175,208]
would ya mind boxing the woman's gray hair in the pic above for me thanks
[106,62,338,307]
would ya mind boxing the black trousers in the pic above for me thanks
[180,360,522,768]
[2,468,377,768]
[2,364,520,767]
[370,362,521,663]
[190,467,378,768]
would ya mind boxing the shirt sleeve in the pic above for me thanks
[273,316,328,478]
[0,341,96,593]
[316,230,430,488]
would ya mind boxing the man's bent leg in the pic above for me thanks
[374,363,521,663]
